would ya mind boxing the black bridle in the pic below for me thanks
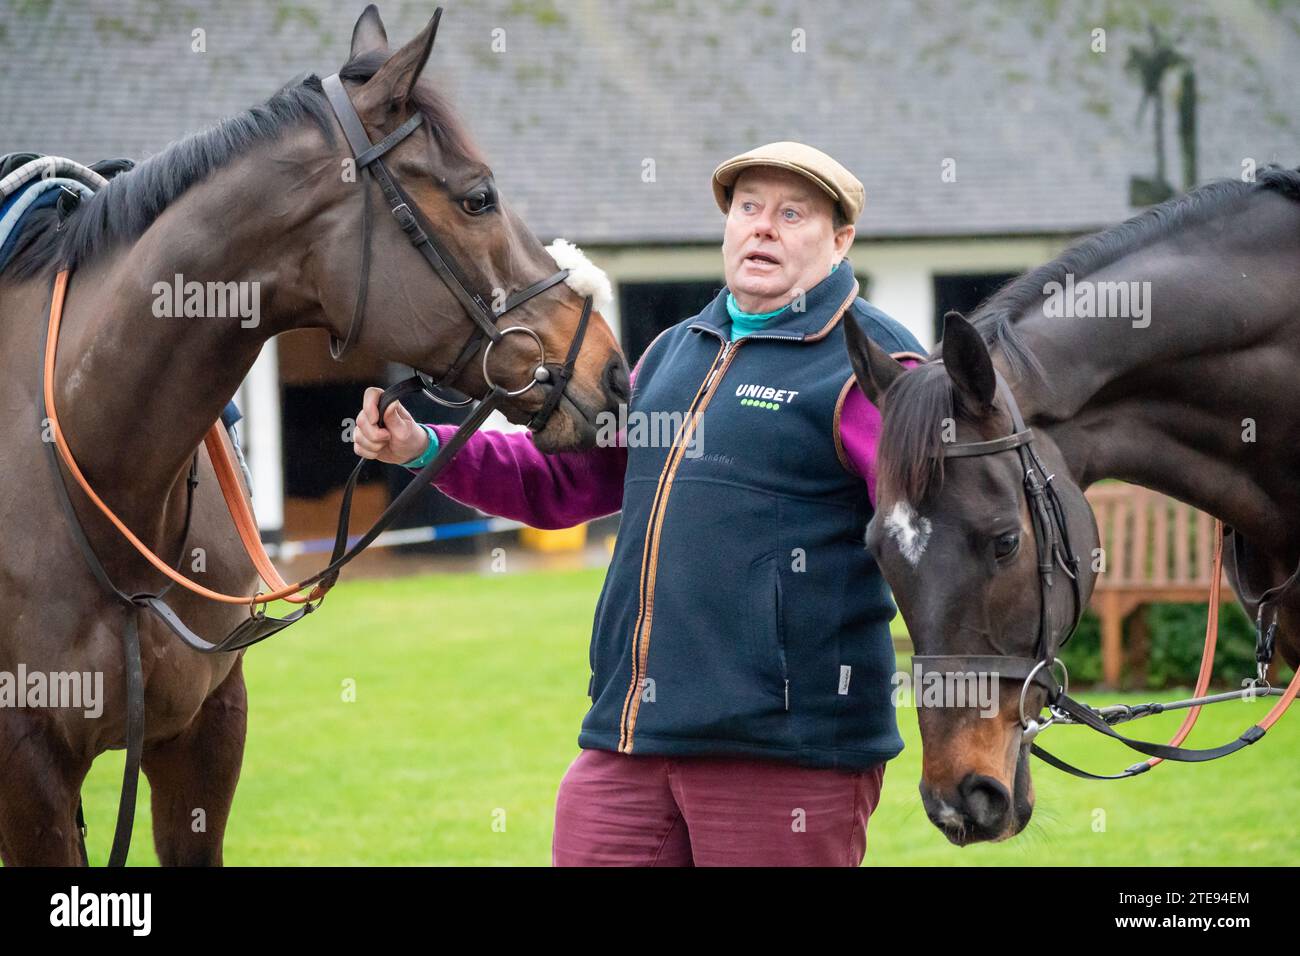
[269,71,598,604]
[319,71,593,433]
[906,369,1278,781]
[908,369,1084,730]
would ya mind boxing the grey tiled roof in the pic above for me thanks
[2,0,1296,244]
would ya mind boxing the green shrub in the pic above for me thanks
[1060,601,1288,689]
[1059,609,1104,685]
[1147,601,1257,688]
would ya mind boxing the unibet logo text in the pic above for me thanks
[735,383,798,412]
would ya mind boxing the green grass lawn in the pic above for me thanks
[80,567,1300,865]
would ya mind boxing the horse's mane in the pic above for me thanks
[7,52,482,280]
[878,165,1300,506]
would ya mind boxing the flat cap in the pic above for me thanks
[711,141,865,224]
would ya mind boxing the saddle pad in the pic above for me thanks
[0,176,96,273]
[0,154,106,198]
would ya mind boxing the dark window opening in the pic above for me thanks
[618,279,724,366]
[932,272,1020,343]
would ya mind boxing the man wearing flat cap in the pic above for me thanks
[354,142,925,866]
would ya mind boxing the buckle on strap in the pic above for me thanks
[392,202,418,232]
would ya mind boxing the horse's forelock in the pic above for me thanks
[878,363,953,506]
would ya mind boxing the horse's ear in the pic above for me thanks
[845,312,906,407]
[364,7,442,106]
[350,4,389,60]
[940,311,997,413]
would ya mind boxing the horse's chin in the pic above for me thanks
[525,394,600,453]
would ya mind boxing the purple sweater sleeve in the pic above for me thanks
[423,426,626,529]
[409,367,639,530]
[839,355,924,508]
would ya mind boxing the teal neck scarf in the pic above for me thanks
[726,262,840,341]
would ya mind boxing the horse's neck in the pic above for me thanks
[1010,200,1300,554]
[51,164,313,533]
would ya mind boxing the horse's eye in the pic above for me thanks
[994,532,1020,560]
[462,184,495,215]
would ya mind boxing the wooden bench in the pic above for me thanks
[1085,483,1234,688]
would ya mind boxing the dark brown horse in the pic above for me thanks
[846,166,1300,845]
[0,5,626,865]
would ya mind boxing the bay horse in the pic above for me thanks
[0,5,626,865]
[845,165,1300,845]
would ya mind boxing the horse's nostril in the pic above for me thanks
[958,774,1012,831]
[604,355,631,406]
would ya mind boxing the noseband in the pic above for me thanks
[908,369,1084,739]
[320,72,592,433]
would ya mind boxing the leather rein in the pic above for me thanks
[40,72,593,864]
[909,370,1300,781]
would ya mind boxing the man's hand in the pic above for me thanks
[353,386,429,465]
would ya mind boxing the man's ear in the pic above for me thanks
[845,313,905,407]
[940,311,996,412]
[361,8,442,107]
[349,4,389,60]
[833,223,855,260]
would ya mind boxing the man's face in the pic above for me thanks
[721,166,854,312]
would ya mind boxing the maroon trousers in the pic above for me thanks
[552,748,886,867]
